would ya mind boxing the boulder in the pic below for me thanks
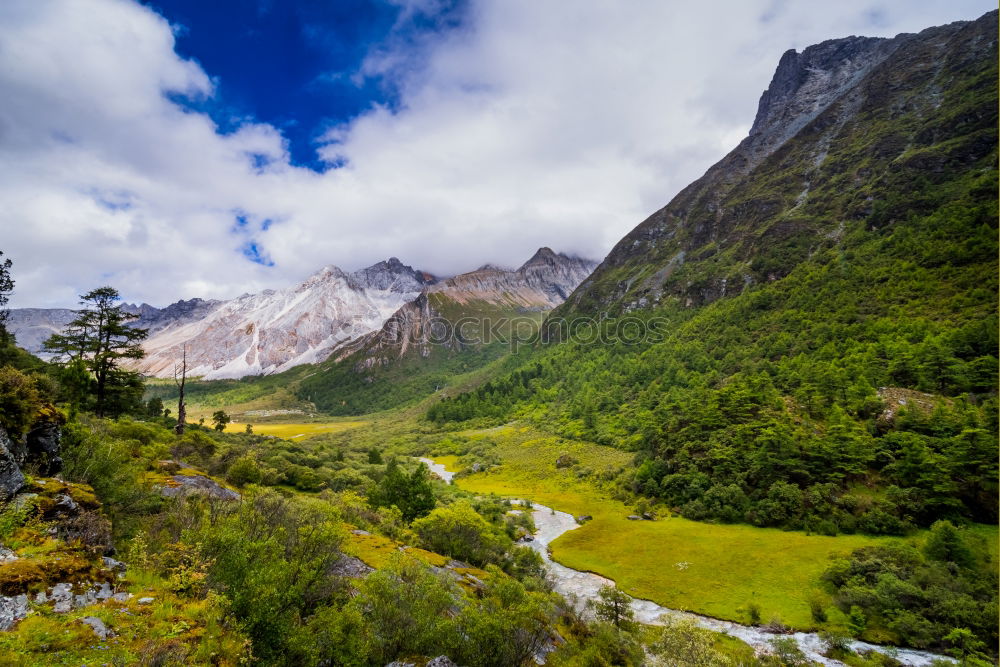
[575,515,592,524]
[22,419,62,475]
[0,594,28,630]
[160,475,240,501]
[330,555,373,579]
[626,515,642,521]
[0,428,25,501]
[426,658,458,667]
[81,615,114,639]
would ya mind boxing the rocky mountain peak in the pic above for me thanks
[747,35,904,160]
[350,258,436,292]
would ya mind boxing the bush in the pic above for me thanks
[0,366,41,438]
[412,501,508,566]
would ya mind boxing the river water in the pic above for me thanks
[417,458,952,666]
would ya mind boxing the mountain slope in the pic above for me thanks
[430,11,998,541]
[560,14,997,316]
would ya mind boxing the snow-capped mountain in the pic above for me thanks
[134,258,434,379]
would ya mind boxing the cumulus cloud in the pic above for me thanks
[0,0,993,307]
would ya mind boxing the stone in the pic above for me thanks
[160,475,240,501]
[95,582,114,600]
[350,529,370,536]
[81,615,114,639]
[626,515,641,521]
[50,583,73,613]
[0,427,25,501]
[0,594,29,630]
[426,658,458,667]
[575,515,592,524]
[102,556,127,574]
[642,512,654,521]
[0,545,17,563]
[137,597,155,605]
[330,555,373,579]
[22,420,62,475]
[51,493,79,517]
[111,592,131,602]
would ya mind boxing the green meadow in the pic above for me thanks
[431,424,998,631]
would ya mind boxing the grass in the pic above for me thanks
[239,421,367,439]
[426,424,1000,632]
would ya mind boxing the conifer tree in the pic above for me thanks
[43,286,147,417]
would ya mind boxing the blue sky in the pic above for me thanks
[0,0,995,307]
[144,0,466,169]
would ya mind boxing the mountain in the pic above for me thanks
[429,11,998,539]
[559,14,997,316]
[287,248,597,414]
[7,299,221,359]
[135,258,434,380]
[333,248,597,368]
[5,308,77,357]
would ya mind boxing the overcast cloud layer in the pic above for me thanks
[1,0,993,307]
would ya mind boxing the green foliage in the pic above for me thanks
[412,500,508,566]
[226,454,263,488]
[211,409,231,431]
[371,458,435,522]
[923,519,974,568]
[823,539,998,656]
[60,418,163,539]
[0,365,42,437]
[592,585,636,632]
[646,617,734,666]
[187,489,347,664]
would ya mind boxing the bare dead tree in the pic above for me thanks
[174,344,187,436]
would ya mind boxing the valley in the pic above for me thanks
[0,6,995,666]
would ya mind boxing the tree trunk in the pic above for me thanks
[175,346,187,436]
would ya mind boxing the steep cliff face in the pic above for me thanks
[559,12,997,316]
[135,259,434,380]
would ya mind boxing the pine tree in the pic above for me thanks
[43,286,147,417]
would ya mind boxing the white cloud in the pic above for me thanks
[0,0,993,307]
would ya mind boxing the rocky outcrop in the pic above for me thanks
[0,428,25,502]
[20,420,62,476]
[159,475,240,501]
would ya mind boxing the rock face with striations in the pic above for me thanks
[557,12,997,316]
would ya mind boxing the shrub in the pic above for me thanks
[0,366,41,438]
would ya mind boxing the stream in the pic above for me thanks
[418,458,952,667]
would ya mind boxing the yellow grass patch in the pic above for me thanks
[244,421,366,440]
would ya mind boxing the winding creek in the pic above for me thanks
[418,458,953,667]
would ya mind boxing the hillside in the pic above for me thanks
[430,12,998,533]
